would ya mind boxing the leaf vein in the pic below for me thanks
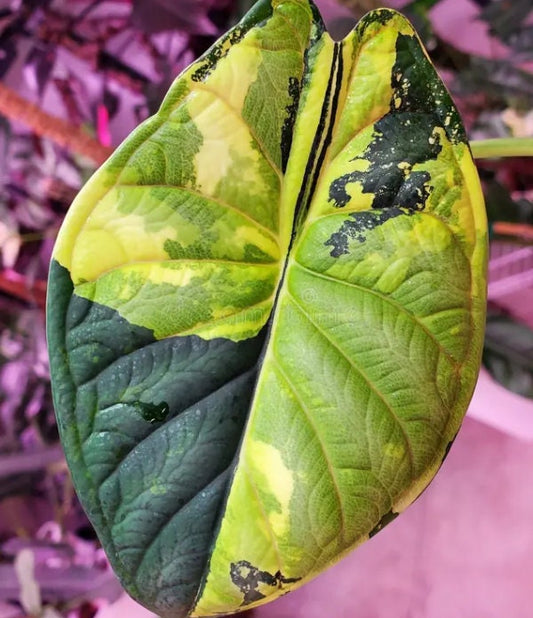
[287,292,416,479]
[272,354,347,541]
[116,182,280,243]
[293,260,461,367]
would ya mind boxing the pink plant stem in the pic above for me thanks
[0,83,113,165]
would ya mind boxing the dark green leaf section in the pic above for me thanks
[47,261,266,616]
[390,31,465,143]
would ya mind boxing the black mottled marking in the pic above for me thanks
[391,33,465,145]
[308,1,327,41]
[191,27,246,83]
[328,111,441,212]
[326,29,468,259]
[230,560,300,606]
[190,0,275,84]
[357,8,396,38]
[325,206,415,257]
[369,510,399,538]
[281,76,301,172]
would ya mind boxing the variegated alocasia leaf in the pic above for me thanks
[46,1,488,617]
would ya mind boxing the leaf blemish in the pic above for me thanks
[328,112,441,211]
[230,560,300,606]
[191,27,246,83]
[134,400,170,424]
[325,206,415,257]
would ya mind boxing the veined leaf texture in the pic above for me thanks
[47,1,488,616]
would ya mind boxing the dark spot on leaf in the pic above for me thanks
[325,206,415,257]
[369,509,399,538]
[243,243,276,263]
[135,400,170,424]
[230,560,300,606]
[357,8,396,37]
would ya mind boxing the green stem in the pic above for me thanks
[471,137,533,159]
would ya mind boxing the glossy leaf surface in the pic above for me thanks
[47,1,488,616]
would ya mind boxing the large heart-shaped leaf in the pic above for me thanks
[46,1,488,616]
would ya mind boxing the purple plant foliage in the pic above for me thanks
[1,525,123,607]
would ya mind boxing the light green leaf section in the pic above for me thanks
[53,0,314,342]
[74,261,278,341]
[194,8,487,615]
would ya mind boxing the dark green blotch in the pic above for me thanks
[357,8,396,37]
[243,243,275,263]
[62,280,156,389]
[328,112,442,212]
[390,33,465,144]
[47,260,269,618]
[326,27,468,223]
[325,206,414,257]
[164,238,213,261]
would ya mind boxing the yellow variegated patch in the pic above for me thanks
[47,2,487,618]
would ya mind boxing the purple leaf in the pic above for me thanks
[131,0,227,34]
[23,46,56,98]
